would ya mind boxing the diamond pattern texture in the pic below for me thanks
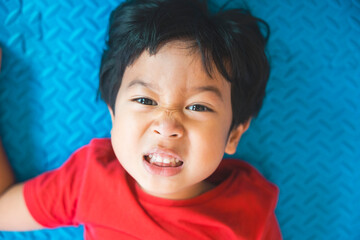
[0,0,359,239]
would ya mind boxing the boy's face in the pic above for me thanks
[109,41,249,200]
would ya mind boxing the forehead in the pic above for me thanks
[123,40,230,91]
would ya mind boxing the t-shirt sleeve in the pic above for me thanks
[261,212,282,240]
[23,146,89,228]
[260,182,282,240]
[243,160,282,240]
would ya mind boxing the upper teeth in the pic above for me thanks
[149,154,181,164]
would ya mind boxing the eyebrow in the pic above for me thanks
[126,79,158,90]
[192,85,223,102]
[127,79,223,101]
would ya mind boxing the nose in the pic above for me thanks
[151,113,184,139]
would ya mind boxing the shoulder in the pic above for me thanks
[72,138,116,164]
[81,138,114,156]
[206,159,281,237]
[52,138,119,178]
[218,159,279,209]
[22,138,120,227]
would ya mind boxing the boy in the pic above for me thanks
[0,0,281,239]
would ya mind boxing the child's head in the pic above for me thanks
[99,0,270,199]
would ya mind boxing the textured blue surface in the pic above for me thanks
[0,0,359,239]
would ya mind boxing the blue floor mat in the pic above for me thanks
[0,0,359,239]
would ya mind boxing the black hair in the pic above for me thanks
[99,0,270,130]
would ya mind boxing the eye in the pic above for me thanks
[132,97,157,106]
[187,104,213,112]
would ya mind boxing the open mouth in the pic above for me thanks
[144,154,183,167]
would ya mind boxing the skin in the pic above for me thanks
[109,41,250,200]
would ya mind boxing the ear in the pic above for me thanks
[107,105,115,122]
[225,119,251,155]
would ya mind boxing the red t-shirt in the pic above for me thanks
[23,138,281,240]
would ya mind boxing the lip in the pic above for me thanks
[142,147,184,177]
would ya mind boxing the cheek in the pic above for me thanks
[185,126,227,181]
[111,111,146,154]
[189,120,229,159]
